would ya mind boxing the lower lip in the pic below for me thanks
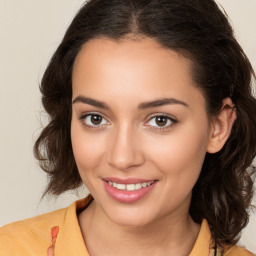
[103,180,157,203]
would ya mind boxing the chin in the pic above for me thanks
[103,204,158,227]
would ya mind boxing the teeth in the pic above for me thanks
[108,181,154,191]
[116,183,126,190]
[142,182,147,188]
[126,184,135,191]
[135,183,142,190]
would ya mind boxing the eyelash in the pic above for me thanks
[79,112,177,131]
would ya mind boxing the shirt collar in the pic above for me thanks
[54,195,212,256]
[54,195,93,256]
[189,219,212,256]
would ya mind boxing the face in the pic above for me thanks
[71,37,212,227]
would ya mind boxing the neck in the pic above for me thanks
[78,201,200,256]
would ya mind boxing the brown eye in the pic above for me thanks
[80,113,109,128]
[146,115,176,130]
[155,116,168,126]
[90,114,102,125]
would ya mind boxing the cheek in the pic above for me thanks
[71,122,105,175]
[145,120,209,181]
[142,122,209,212]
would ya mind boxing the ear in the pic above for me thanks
[207,98,237,154]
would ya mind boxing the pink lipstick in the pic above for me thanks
[103,178,158,203]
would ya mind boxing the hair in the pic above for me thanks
[34,0,256,248]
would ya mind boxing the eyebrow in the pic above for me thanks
[72,96,188,110]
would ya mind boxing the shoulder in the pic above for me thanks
[223,245,255,256]
[0,207,68,255]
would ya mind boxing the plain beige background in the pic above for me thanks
[0,0,255,253]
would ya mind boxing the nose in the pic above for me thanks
[106,124,145,171]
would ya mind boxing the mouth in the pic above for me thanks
[106,180,155,191]
[102,178,158,203]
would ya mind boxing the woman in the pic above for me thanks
[0,0,255,255]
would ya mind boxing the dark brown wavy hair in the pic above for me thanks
[34,0,256,248]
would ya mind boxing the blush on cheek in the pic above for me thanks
[148,131,206,181]
[70,123,103,170]
[72,137,104,172]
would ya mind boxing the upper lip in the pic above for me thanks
[102,177,157,184]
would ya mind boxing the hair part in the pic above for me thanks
[34,0,256,247]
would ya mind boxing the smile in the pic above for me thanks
[103,179,158,203]
[107,181,154,191]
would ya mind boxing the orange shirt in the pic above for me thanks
[0,195,254,256]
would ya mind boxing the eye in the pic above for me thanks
[146,115,177,131]
[79,113,109,128]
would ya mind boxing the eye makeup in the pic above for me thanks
[78,111,178,132]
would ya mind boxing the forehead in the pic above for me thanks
[72,37,206,111]
[73,37,190,78]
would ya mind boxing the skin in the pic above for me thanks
[71,36,236,256]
